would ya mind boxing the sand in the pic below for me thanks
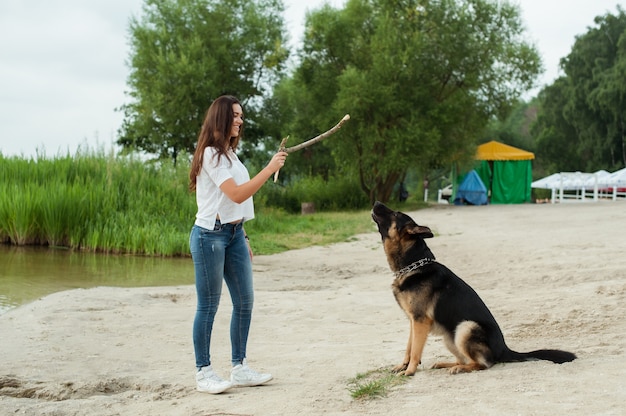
[1,202,625,415]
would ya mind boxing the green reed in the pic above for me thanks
[0,149,421,256]
[0,182,43,245]
[0,149,195,256]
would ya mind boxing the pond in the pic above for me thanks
[0,245,194,315]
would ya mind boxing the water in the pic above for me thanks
[0,245,194,315]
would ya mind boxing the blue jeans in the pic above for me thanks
[190,221,254,369]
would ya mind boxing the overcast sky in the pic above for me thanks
[0,0,622,158]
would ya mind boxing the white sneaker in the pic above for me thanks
[196,366,233,394]
[230,359,273,387]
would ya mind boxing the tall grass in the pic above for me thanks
[0,149,195,255]
[0,149,422,256]
[0,183,43,245]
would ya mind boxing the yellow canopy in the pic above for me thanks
[476,140,535,161]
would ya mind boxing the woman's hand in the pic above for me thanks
[267,151,288,173]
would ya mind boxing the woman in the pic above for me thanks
[188,95,287,394]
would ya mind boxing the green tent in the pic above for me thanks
[474,141,534,204]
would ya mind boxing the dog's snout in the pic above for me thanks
[372,201,392,217]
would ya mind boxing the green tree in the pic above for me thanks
[484,99,538,152]
[270,76,338,180]
[117,0,289,164]
[282,0,541,203]
[532,78,582,173]
[533,6,626,172]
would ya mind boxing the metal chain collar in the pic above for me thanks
[394,257,436,278]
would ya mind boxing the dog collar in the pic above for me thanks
[394,258,436,278]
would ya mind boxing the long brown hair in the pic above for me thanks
[189,95,244,192]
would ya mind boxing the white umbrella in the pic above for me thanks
[606,167,626,188]
[531,173,562,189]
[583,170,611,189]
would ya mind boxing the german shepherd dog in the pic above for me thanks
[371,201,576,375]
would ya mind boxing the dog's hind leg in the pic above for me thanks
[431,333,465,370]
[433,321,493,374]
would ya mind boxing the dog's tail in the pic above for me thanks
[502,348,577,364]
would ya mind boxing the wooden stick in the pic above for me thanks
[284,114,350,154]
[273,136,289,183]
[273,114,350,182]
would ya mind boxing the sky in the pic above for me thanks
[0,0,622,158]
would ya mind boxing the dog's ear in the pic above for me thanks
[408,225,434,239]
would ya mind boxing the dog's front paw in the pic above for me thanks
[392,363,408,373]
[404,361,421,376]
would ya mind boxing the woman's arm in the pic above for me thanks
[219,152,287,203]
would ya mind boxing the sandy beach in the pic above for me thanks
[1,202,625,415]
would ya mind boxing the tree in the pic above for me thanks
[117,0,289,164]
[269,73,338,180]
[484,99,538,152]
[533,6,626,172]
[532,78,582,173]
[282,0,541,203]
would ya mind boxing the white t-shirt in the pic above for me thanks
[194,147,255,230]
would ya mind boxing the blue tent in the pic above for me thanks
[454,170,488,205]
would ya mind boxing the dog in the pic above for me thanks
[371,201,576,375]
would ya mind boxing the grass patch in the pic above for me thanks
[246,201,429,255]
[245,208,378,255]
[347,367,409,400]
